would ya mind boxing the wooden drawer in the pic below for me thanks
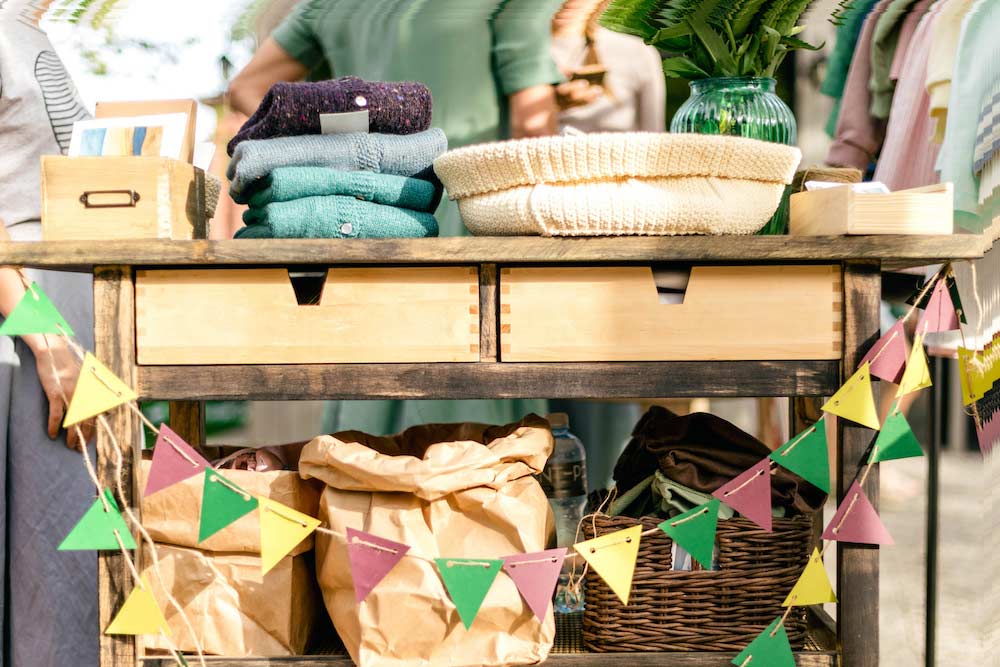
[499,265,842,362]
[136,267,480,364]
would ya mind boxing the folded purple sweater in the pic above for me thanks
[227,77,432,155]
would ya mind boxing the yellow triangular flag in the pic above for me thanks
[782,548,837,607]
[573,524,642,605]
[259,498,321,575]
[64,352,138,427]
[821,362,880,430]
[105,576,170,636]
[896,334,932,398]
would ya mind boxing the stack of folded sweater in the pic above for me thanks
[226,77,447,239]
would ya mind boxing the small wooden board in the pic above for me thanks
[500,265,842,362]
[136,266,480,364]
[790,183,953,235]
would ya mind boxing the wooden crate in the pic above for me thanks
[41,155,208,240]
[500,265,842,362]
[135,267,481,364]
[790,183,953,235]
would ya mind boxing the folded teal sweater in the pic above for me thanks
[236,195,438,239]
[247,167,441,211]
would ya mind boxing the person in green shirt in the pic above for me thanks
[226,0,564,435]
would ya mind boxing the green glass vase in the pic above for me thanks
[670,77,797,235]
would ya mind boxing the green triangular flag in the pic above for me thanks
[869,408,923,463]
[657,498,720,569]
[435,558,504,630]
[770,418,830,493]
[59,489,137,551]
[732,617,795,667]
[198,471,259,542]
[0,282,74,337]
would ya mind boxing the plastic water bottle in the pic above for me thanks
[540,413,587,613]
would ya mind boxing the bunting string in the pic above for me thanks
[722,467,768,497]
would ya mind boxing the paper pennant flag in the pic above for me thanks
[503,548,567,621]
[822,362,880,430]
[770,418,830,493]
[783,547,836,606]
[976,412,999,456]
[732,616,795,667]
[573,524,642,605]
[917,279,960,335]
[822,481,893,545]
[869,409,923,463]
[63,352,138,427]
[658,498,720,570]
[198,471,258,543]
[143,424,210,497]
[59,488,137,551]
[859,320,907,384]
[908,269,966,323]
[958,345,1000,404]
[105,576,170,636]
[713,459,773,532]
[896,335,932,399]
[347,528,410,603]
[259,498,321,575]
[0,282,74,337]
[435,557,504,630]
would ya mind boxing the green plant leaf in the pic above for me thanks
[599,0,662,41]
[651,23,694,44]
[661,55,711,79]
[731,0,772,36]
[781,34,824,50]
[775,0,815,33]
[688,16,738,75]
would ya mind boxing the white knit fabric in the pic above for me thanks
[457,176,788,236]
[433,132,801,199]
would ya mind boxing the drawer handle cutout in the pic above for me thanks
[288,269,328,305]
[79,189,140,208]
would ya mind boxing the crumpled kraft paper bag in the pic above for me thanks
[139,459,321,554]
[299,415,556,667]
[143,543,324,656]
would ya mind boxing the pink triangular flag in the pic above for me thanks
[713,459,773,532]
[822,481,893,545]
[917,280,960,335]
[976,412,999,456]
[502,548,566,620]
[346,528,410,603]
[143,424,210,497]
[859,320,907,384]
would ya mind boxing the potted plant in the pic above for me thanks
[600,0,827,233]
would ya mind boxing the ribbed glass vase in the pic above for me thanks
[670,77,797,235]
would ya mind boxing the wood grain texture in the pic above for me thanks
[790,183,953,236]
[135,267,480,364]
[140,652,837,666]
[168,401,206,451]
[479,263,498,361]
[501,265,841,361]
[94,266,139,667]
[838,261,881,667]
[135,360,841,401]
[0,234,989,272]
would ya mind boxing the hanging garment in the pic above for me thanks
[869,0,924,119]
[827,0,893,170]
[926,0,979,143]
[873,2,943,190]
[822,0,881,137]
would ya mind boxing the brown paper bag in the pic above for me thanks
[139,459,321,554]
[143,543,324,656]
[300,415,556,667]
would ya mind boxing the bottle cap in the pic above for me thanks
[546,412,569,429]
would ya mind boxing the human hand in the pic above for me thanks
[509,84,559,138]
[555,79,603,111]
[29,335,94,449]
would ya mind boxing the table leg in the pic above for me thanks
[94,266,139,667]
[838,261,881,667]
[169,400,206,451]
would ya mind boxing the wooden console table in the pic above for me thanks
[3,234,992,667]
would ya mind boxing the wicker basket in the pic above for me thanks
[581,514,814,652]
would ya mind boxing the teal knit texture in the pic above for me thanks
[247,167,441,211]
[227,129,448,202]
[236,195,439,239]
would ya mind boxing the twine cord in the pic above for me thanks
[724,468,767,496]
[588,536,634,553]
[160,432,201,467]
[446,560,494,569]
[209,473,253,501]
[780,425,817,456]
[507,556,560,568]
[770,601,796,637]
[263,503,309,528]
[902,269,943,325]
[739,656,752,666]
[669,507,709,528]
[867,330,898,365]
[830,492,861,535]
[350,536,398,555]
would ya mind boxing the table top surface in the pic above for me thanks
[0,234,992,270]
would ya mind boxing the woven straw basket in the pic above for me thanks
[580,514,813,652]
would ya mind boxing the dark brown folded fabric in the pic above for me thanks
[613,406,826,515]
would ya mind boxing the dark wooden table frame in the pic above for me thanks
[5,235,991,667]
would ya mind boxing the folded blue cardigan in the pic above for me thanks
[246,167,441,212]
[227,128,447,202]
[236,195,438,239]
